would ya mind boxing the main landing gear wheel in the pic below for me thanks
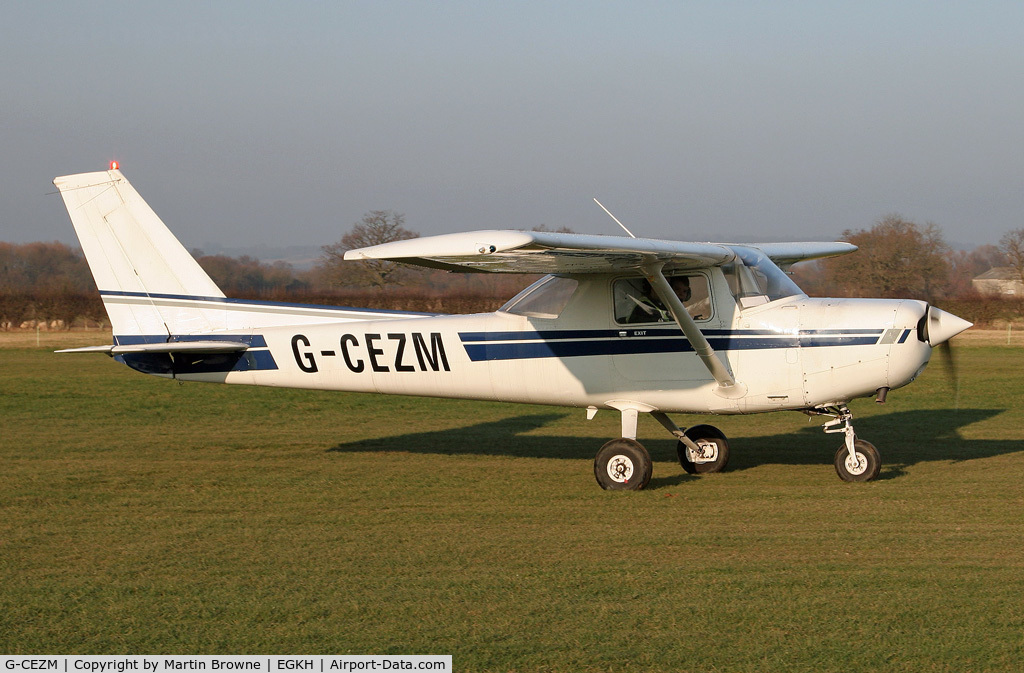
[677,424,730,474]
[594,438,653,491]
[834,439,881,482]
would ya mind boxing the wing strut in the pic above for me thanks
[643,262,746,399]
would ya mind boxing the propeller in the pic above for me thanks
[917,304,971,409]
[935,339,960,409]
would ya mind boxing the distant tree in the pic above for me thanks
[532,224,576,234]
[196,254,302,296]
[0,292,31,329]
[0,241,93,292]
[947,244,1009,296]
[968,244,1009,274]
[318,210,420,289]
[0,242,105,328]
[788,259,828,296]
[821,215,952,300]
[999,228,1024,284]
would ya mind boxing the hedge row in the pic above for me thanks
[933,296,1024,327]
[0,292,107,330]
[0,290,511,330]
[2,288,1021,330]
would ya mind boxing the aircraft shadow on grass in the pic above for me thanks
[327,408,1021,486]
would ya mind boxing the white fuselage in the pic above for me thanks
[127,272,932,416]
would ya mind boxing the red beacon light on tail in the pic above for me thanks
[109,161,119,170]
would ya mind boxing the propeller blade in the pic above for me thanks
[936,339,960,410]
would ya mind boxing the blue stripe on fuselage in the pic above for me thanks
[457,327,885,342]
[458,329,885,363]
[114,334,269,348]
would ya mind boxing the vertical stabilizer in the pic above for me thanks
[53,169,225,336]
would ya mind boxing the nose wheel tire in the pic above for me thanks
[834,439,881,482]
[677,424,730,474]
[594,438,653,490]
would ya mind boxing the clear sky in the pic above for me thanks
[2,1,1022,252]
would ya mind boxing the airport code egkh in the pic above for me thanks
[1,658,451,673]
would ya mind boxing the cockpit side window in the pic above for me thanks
[613,274,712,324]
[500,275,578,319]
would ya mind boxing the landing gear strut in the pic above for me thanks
[811,405,882,482]
[651,412,730,475]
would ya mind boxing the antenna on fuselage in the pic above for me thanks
[593,198,637,239]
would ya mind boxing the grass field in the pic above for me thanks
[1,335,1022,671]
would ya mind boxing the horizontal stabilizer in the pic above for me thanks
[56,341,250,355]
[54,345,117,354]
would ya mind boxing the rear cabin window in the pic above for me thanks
[501,275,579,319]
[613,275,712,324]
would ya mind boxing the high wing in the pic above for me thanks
[749,242,858,269]
[345,230,735,274]
[345,230,855,274]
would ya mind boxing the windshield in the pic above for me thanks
[721,246,804,308]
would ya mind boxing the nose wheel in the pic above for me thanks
[834,439,881,482]
[812,405,882,482]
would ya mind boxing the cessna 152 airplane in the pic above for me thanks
[54,166,971,490]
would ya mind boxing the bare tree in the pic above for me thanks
[946,244,1009,296]
[196,254,301,296]
[999,228,1024,284]
[0,241,93,293]
[318,210,420,289]
[821,214,952,301]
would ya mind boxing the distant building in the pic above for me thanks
[973,267,1024,296]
